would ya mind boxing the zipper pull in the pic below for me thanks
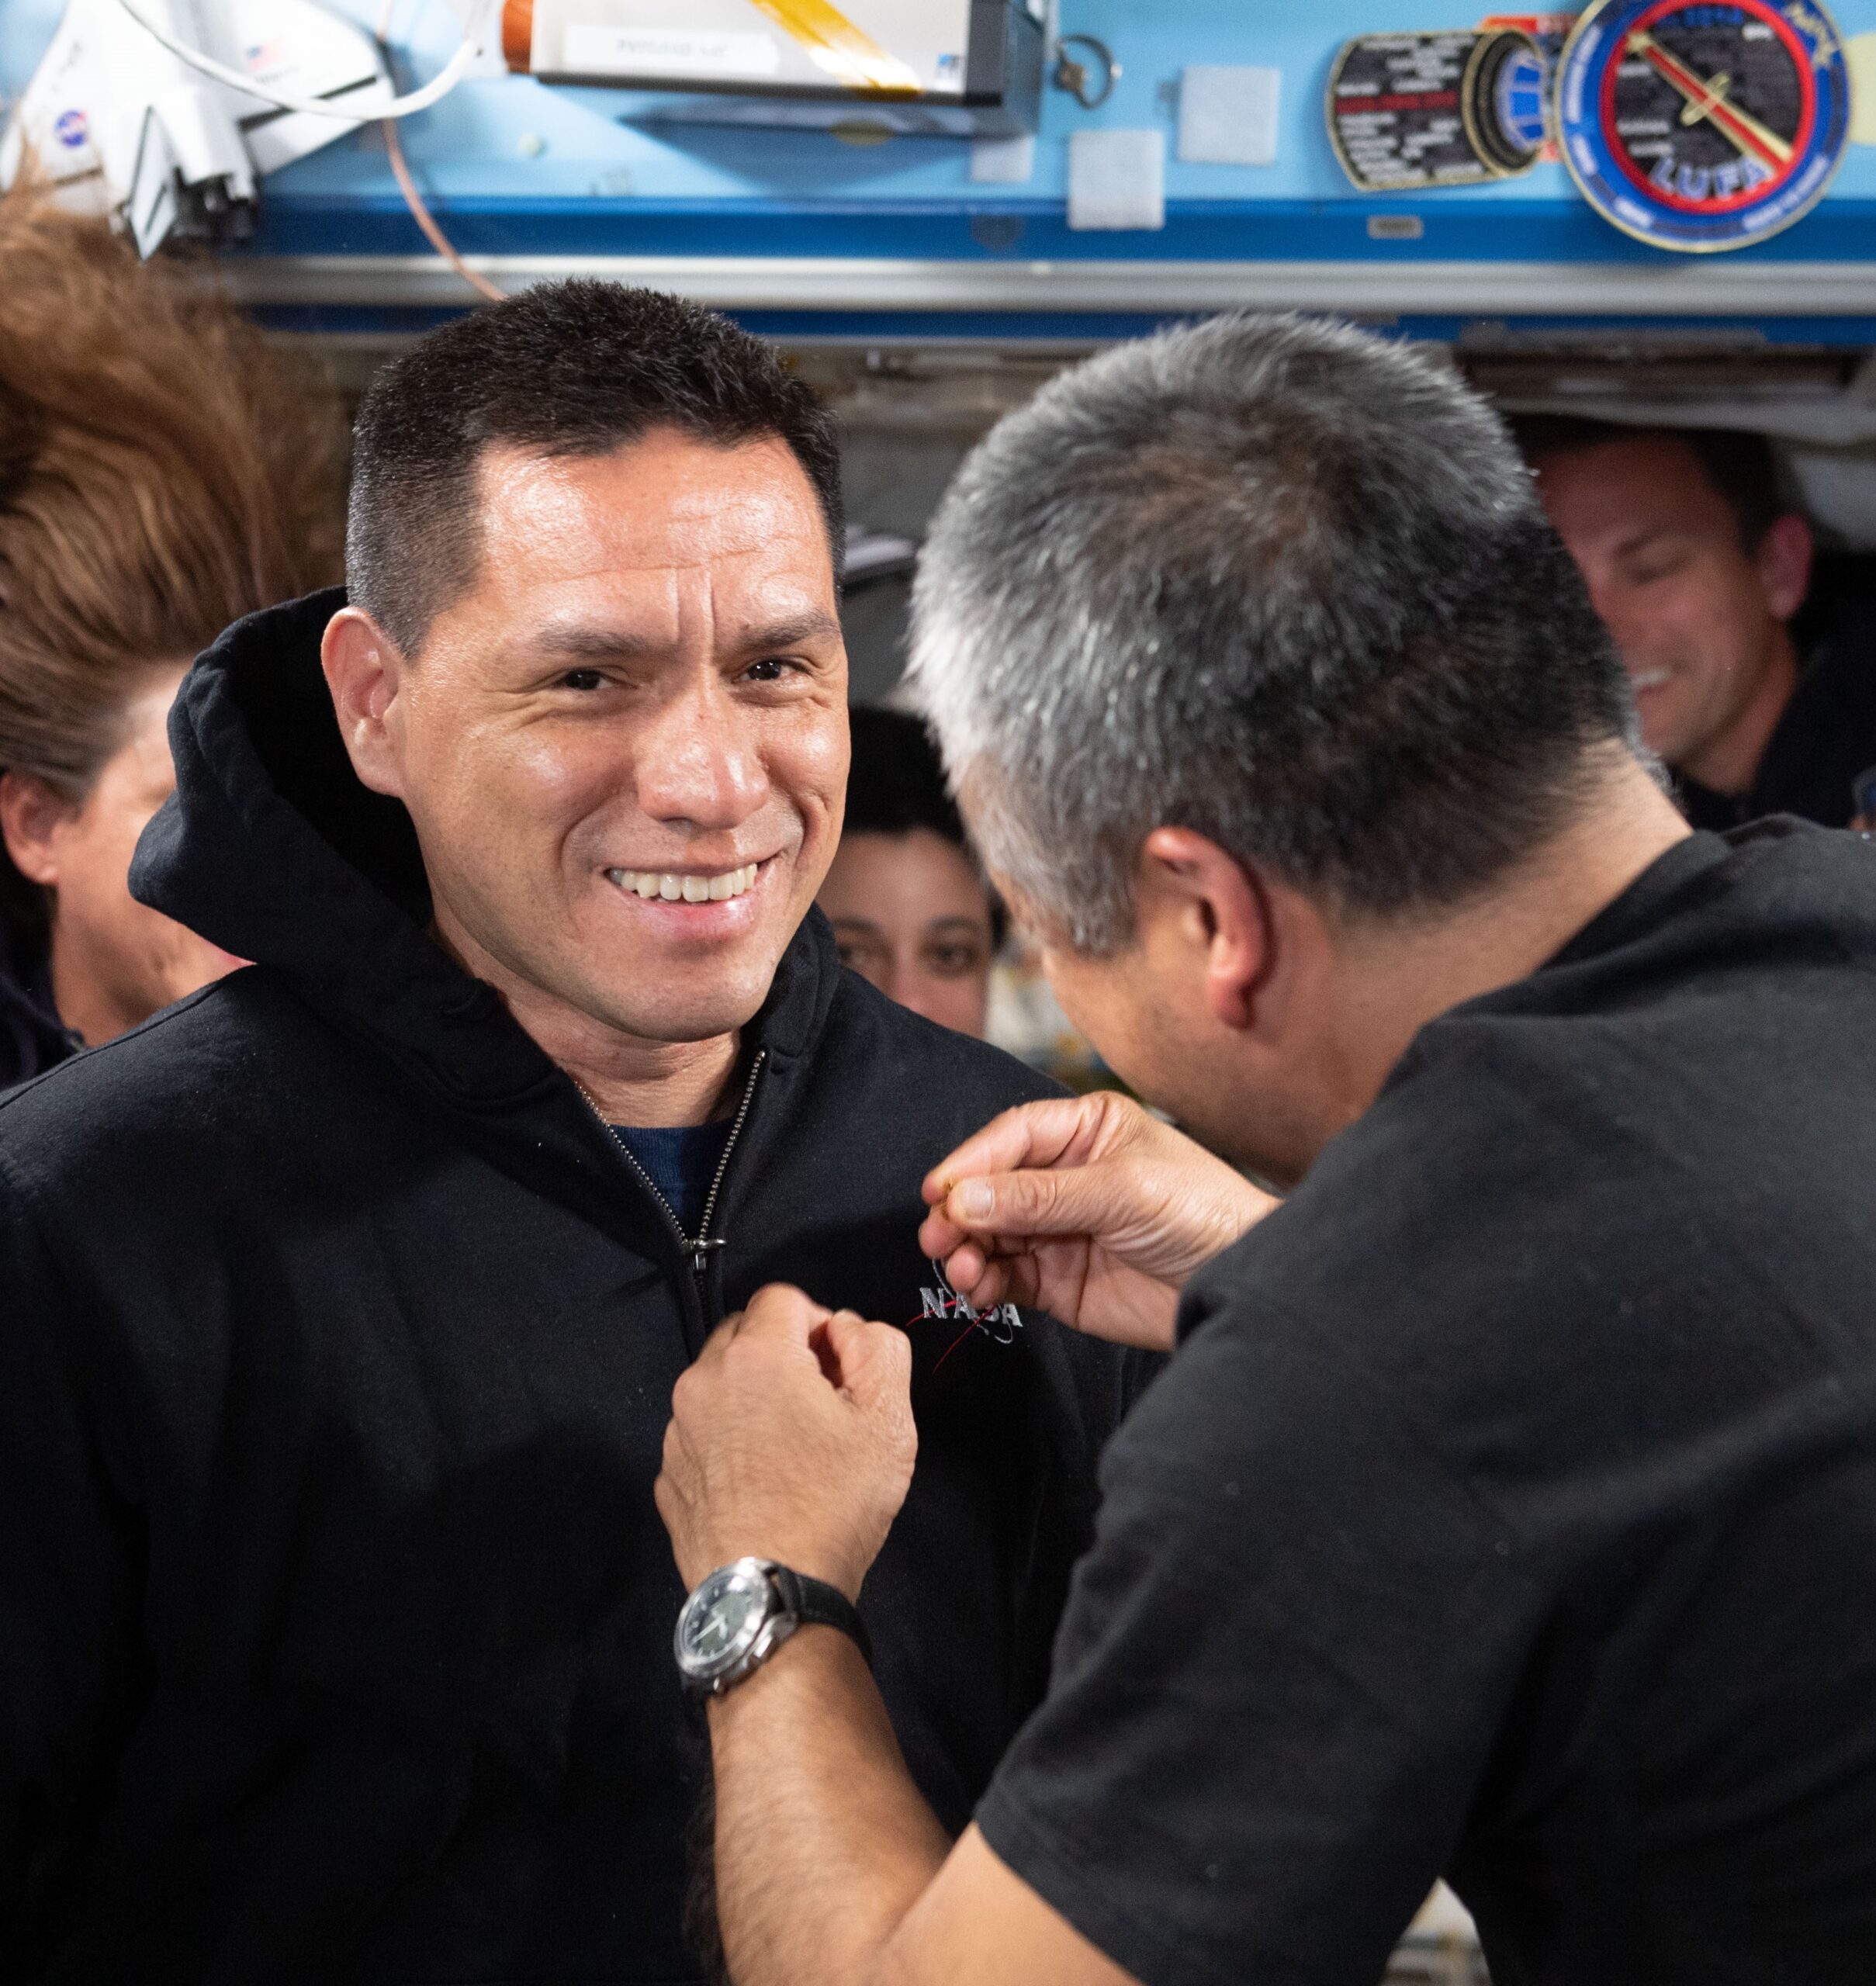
[690,1236,729,1280]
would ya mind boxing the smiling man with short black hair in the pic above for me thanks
[1514,417,1876,830]
[0,282,1144,1984]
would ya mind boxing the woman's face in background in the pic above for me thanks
[2,665,244,1046]
[819,826,996,1038]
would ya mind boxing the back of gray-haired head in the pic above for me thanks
[909,313,1634,955]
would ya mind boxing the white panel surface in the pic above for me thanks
[971,133,1037,183]
[1179,64,1282,167]
[1068,128,1165,232]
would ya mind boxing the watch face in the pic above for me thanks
[675,1561,775,1681]
[1557,0,1850,252]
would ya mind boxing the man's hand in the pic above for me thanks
[656,1285,917,1602]
[919,1093,1278,1353]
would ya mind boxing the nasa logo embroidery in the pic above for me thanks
[1556,0,1851,252]
[914,1262,1022,1372]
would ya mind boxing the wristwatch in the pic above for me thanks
[674,1556,871,1698]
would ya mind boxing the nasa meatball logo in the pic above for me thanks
[1556,0,1851,251]
[913,1262,1022,1372]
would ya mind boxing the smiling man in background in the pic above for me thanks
[1515,417,1876,829]
[0,283,1142,1984]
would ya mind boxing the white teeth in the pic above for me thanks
[605,862,760,904]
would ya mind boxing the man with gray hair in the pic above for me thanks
[653,313,1876,1986]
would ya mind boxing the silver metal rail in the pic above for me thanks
[221,252,1876,320]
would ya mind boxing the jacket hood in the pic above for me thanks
[131,587,838,1106]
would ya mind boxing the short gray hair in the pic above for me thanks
[909,313,1632,954]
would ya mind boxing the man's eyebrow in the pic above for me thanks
[531,611,843,661]
[533,624,666,661]
[1612,527,1681,560]
[734,610,843,652]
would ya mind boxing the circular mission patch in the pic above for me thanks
[1556,0,1852,251]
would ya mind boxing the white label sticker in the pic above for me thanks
[1179,65,1282,168]
[560,25,783,79]
[1068,128,1166,232]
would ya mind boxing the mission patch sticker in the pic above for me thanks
[1556,0,1852,250]
[1328,29,1549,189]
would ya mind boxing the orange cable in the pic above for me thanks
[377,1,506,303]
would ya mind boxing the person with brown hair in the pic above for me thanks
[0,188,348,1088]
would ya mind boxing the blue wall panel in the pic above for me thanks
[8,0,1876,328]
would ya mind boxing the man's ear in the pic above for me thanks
[1137,827,1272,1033]
[0,768,78,889]
[320,608,410,801]
[1757,513,1812,625]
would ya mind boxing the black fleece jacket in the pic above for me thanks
[0,590,1149,1984]
[0,915,73,1091]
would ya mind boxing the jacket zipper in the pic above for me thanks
[572,1049,767,1286]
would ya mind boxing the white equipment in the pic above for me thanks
[1,1,479,255]
[511,0,1046,139]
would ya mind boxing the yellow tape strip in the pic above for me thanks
[743,0,922,95]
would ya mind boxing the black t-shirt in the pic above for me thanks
[977,821,1876,1986]
[610,1118,734,1234]
[1680,602,1876,830]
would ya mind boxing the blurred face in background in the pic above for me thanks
[0,664,244,1045]
[819,825,996,1037]
[1532,434,1810,792]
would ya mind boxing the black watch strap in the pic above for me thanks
[771,1565,871,1666]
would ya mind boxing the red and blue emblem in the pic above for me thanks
[1556,0,1851,251]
